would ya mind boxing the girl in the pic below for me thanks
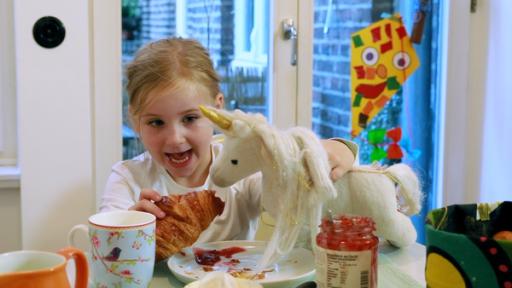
[100,37,357,243]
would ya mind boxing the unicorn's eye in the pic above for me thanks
[231,159,238,165]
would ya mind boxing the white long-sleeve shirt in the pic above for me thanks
[100,142,262,243]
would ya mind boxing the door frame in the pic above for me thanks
[437,0,473,207]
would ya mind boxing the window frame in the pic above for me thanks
[232,0,268,68]
[0,0,17,167]
[437,0,472,207]
[0,66,4,155]
[175,0,187,37]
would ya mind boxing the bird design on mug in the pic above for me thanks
[103,247,122,262]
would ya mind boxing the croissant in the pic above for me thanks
[155,190,225,261]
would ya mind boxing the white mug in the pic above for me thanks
[69,210,156,287]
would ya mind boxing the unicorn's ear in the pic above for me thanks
[254,113,267,123]
[231,119,252,137]
[233,109,267,124]
[232,109,246,117]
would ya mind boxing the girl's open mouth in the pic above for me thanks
[166,150,192,167]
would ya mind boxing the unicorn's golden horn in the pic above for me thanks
[199,105,232,130]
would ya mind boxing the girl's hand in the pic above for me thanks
[129,188,166,219]
[321,139,355,181]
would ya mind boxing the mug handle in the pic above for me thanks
[58,246,89,288]
[68,224,89,248]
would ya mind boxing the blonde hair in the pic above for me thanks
[126,37,221,124]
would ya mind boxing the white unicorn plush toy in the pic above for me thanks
[199,106,422,269]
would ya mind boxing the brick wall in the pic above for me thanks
[312,0,393,139]
[185,0,265,115]
[122,0,177,59]
[140,0,176,41]
[185,0,234,70]
[131,0,234,69]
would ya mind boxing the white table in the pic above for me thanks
[148,242,426,287]
[377,242,426,288]
[68,242,426,287]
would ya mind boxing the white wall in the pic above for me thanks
[0,0,121,253]
[479,1,512,202]
[438,1,472,206]
[439,1,511,206]
[16,0,96,251]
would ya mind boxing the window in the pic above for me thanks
[233,0,269,67]
[121,0,271,159]
[120,1,444,245]
[309,0,442,243]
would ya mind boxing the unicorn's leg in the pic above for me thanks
[375,212,417,247]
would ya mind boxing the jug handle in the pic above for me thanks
[58,246,89,288]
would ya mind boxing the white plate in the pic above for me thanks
[167,240,315,288]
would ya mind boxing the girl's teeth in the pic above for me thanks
[170,156,189,163]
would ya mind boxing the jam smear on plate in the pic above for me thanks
[193,246,246,266]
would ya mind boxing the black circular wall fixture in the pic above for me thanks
[33,16,66,49]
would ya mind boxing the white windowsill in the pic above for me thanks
[0,166,20,189]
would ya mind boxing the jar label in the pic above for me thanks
[315,246,373,288]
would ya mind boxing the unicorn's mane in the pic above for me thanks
[226,110,337,269]
[229,109,268,125]
[228,109,335,201]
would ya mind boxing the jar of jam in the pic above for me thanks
[314,214,379,288]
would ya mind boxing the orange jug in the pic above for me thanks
[0,247,88,288]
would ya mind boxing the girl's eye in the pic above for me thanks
[183,115,199,124]
[147,119,164,127]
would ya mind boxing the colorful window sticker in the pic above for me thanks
[350,14,420,138]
